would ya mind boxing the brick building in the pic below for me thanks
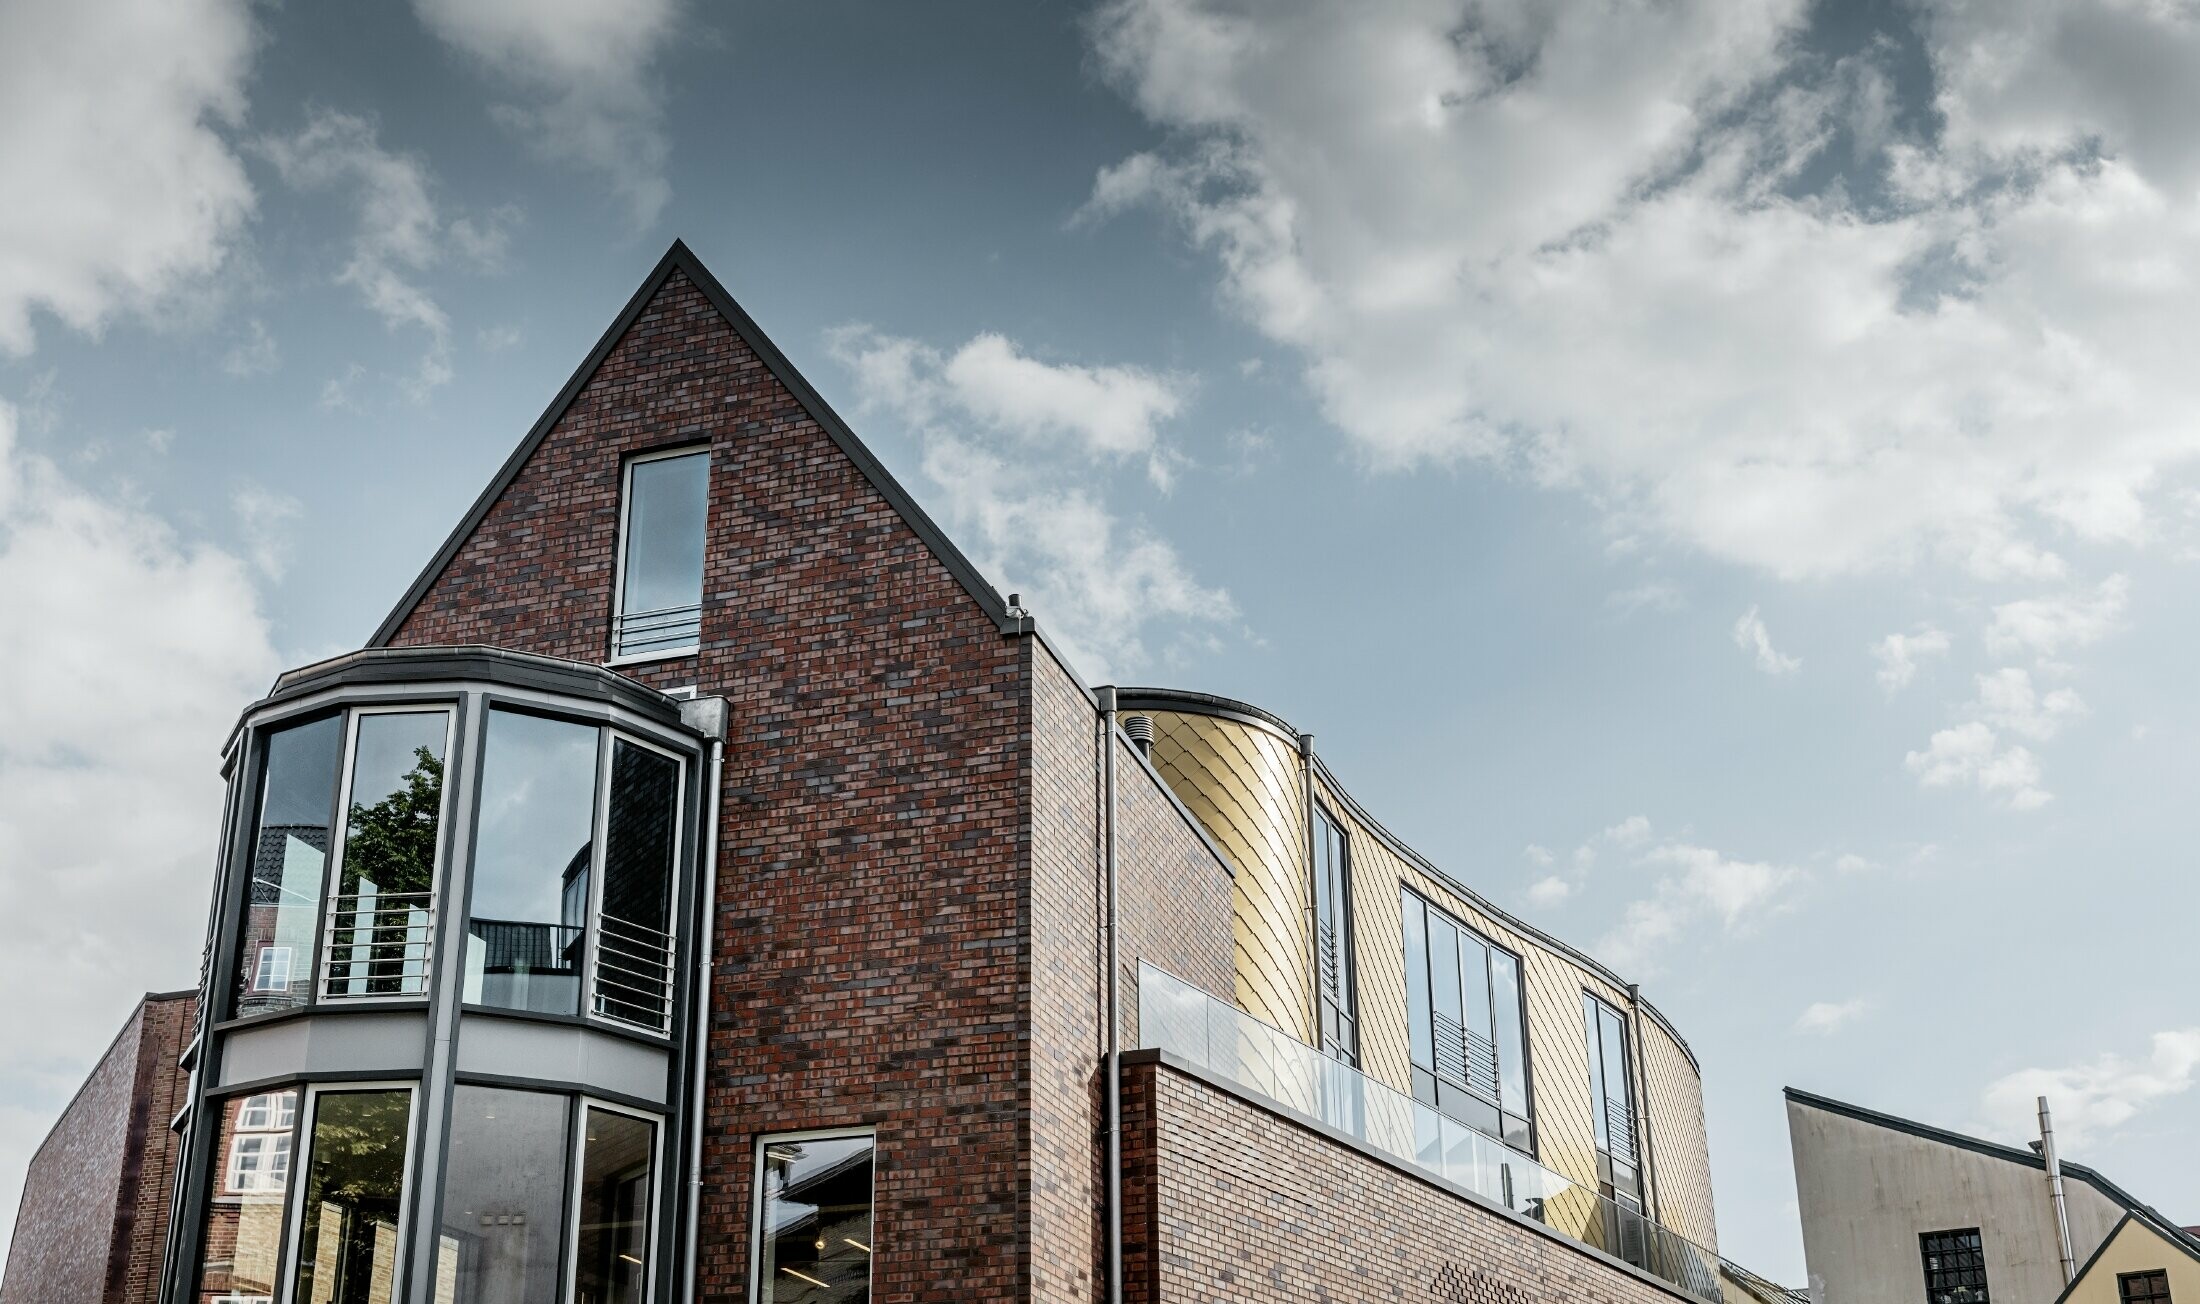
[2,990,195,1304]
[6,242,1789,1303]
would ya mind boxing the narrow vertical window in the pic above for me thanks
[1400,889,1534,1149]
[613,448,709,660]
[1310,805,1356,1064]
[1919,1228,1991,1304]
[595,740,681,1030]
[1583,994,1642,1208]
[233,716,344,1018]
[195,1090,299,1303]
[326,710,448,999]
[755,1132,874,1303]
[466,711,600,1016]
[290,1088,415,1304]
[573,1107,656,1304]
[435,1086,570,1304]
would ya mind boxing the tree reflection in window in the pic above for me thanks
[291,1089,414,1304]
[756,1133,873,1303]
[328,712,447,998]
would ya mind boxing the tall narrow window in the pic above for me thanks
[466,711,599,1016]
[233,716,344,1018]
[1919,1228,1990,1304]
[613,448,709,661]
[195,1091,299,1303]
[754,1132,874,1303]
[595,740,681,1030]
[1310,805,1356,1065]
[435,1087,570,1304]
[573,1107,655,1304]
[326,711,448,999]
[291,1089,414,1304]
[1401,888,1533,1149]
[1584,994,1641,1210]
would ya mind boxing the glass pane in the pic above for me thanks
[1458,931,1495,1101]
[616,452,708,656]
[193,1090,298,1303]
[292,1089,413,1304]
[466,711,599,1015]
[596,741,680,1028]
[573,1109,655,1304]
[757,1133,873,1303]
[1600,1005,1632,1138]
[234,716,343,1017]
[1489,948,1529,1118]
[328,712,447,998]
[1400,891,1433,1072]
[1584,994,1609,1151]
[436,1087,570,1304]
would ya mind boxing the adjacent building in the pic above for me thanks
[6,242,1791,1303]
[1788,1087,2199,1304]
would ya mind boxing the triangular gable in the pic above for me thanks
[2055,1210,2200,1304]
[367,239,1011,647]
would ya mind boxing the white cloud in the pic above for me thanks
[1084,0,2200,589]
[1525,876,1574,908]
[221,318,279,378]
[1733,606,1802,675]
[828,325,1231,680]
[231,481,304,579]
[1986,575,2130,659]
[0,399,281,1267]
[1603,815,1655,849]
[1596,836,1803,975]
[1905,721,2051,810]
[1795,998,1870,1036]
[412,0,681,227]
[1981,1028,2200,1151]
[1873,626,1951,693]
[477,322,524,353]
[1974,667,2086,741]
[1606,581,1685,617]
[0,0,257,354]
[1523,843,1554,867]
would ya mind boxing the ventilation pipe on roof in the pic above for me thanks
[2040,1095,2077,1285]
[1097,688,1125,1304]
[1122,714,1155,756]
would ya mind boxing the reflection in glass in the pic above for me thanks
[328,712,447,998]
[194,1090,298,1303]
[574,1108,654,1304]
[436,1087,569,1304]
[595,741,679,1028]
[614,451,709,658]
[234,716,343,1017]
[292,1089,413,1304]
[466,711,598,1014]
[1401,890,1534,1150]
[756,1133,873,1303]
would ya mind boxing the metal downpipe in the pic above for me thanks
[681,726,726,1301]
[1098,687,1124,1304]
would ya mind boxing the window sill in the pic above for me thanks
[606,646,700,669]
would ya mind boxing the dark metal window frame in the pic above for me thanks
[609,443,712,665]
[1399,884,1537,1154]
[1310,802,1359,1065]
[2120,1269,2173,1304]
[1919,1226,1991,1304]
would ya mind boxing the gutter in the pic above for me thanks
[680,701,727,1301]
[1098,687,1124,1304]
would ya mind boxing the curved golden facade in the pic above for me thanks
[1121,689,1720,1256]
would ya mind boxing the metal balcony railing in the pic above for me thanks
[613,602,702,659]
[593,914,675,1031]
[321,891,434,998]
[1136,963,1725,1301]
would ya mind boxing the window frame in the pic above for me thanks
[608,444,711,667]
[319,704,457,1004]
[1918,1226,1991,1304]
[225,1132,293,1195]
[1398,885,1537,1154]
[2120,1270,2173,1304]
[566,1097,665,1304]
[1310,802,1358,1065]
[276,1081,421,1304]
[1583,992,1641,1195]
[748,1126,877,1304]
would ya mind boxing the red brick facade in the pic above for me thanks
[2,990,195,1304]
[1120,1057,1696,1304]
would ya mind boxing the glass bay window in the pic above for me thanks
[1400,887,1533,1151]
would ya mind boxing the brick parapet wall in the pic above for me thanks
[1122,1056,1700,1304]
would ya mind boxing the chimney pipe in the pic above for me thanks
[1122,714,1155,756]
[2040,1095,2076,1285]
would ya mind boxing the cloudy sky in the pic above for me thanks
[5,0,2200,1279]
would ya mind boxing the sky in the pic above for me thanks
[4,0,2199,1281]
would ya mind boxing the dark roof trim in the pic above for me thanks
[1116,685,1700,1073]
[2053,1210,2200,1304]
[366,239,1010,649]
[1784,1086,2200,1254]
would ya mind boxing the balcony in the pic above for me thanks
[1136,962,1725,1301]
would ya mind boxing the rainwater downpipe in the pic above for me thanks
[681,712,726,1302]
[1097,688,1124,1304]
[2040,1095,2077,1284]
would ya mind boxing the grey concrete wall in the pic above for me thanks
[1788,1097,2125,1304]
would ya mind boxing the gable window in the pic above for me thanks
[1919,1227,1990,1303]
[1311,805,1357,1065]
[612,446,709,661]
[2122,1271,2173,1304]
[1400,888,1532,1150]
[1583,994,1641,1207]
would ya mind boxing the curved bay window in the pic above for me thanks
[1400,887,1533,1152]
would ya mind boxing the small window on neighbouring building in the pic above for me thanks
[251,945,292,992]
[755,1130,874,1302]
[612,447,709,661]
[2122,1270,2173,1304]
[1920,1227,1991,1304]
